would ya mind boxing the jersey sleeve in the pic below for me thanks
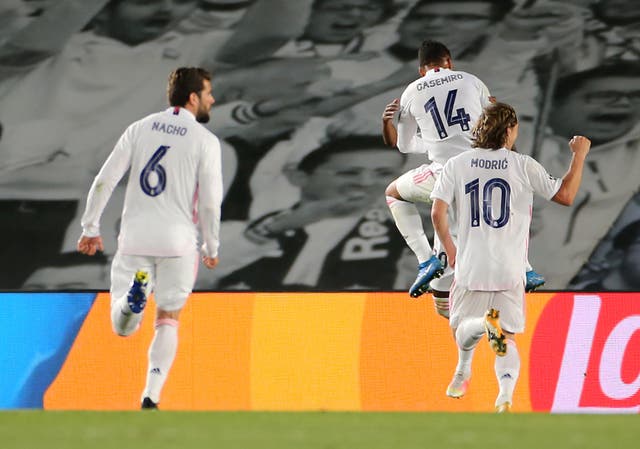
[430,159,456,205]
[396,87,427,154]
[477,77,493,108]
[80,123,135,237]
[197,134,224,258]
[525,155,562,201]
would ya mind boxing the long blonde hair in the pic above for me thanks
[472,102,517,150]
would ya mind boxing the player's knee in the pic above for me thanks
[385,181,400,198]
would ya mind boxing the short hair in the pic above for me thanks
[553,62,640,102]
[297,135,403,173]
[472,102,518,150]
[167,67,211,107]
[418,40,451,67]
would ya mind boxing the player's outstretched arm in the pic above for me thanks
[551,135,591,206]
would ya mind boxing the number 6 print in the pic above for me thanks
[140,145,169,197]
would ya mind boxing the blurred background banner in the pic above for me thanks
[1,0,639,291]
[1,291,639,412]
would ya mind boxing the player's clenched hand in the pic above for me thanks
[202,256,219,270]
[569,135,591,158]
[382,99,399,122]
[77,235,104,256]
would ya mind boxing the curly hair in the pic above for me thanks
[471,102,518,150]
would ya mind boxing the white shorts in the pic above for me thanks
[111,251,199,312]
[449,282,526,334]
[395,162,443,204]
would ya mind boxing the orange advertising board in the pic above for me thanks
[43,292,640,412]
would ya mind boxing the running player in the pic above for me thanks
[431,102,590,411]
[77,67,223,409]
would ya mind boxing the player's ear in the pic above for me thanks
[418,65,427,77]
[188,91,199,107]
[445,57,453,70]
[283,163,308,187]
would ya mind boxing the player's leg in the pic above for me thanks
[140,251,198,409]
[386,163,444,297]
[109,253,153,336]
[489,287,525,412]
[494,334,520,413]
[447,287,491,398]
[429,217,456,318]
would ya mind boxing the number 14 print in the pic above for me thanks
[424,89,471,139]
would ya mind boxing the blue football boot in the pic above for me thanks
[525,270,545,292]
[409,255,444,298]
[127,270,149,314]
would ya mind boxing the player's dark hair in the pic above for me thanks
[167,67,211,107]
[297,135,404,173]
[472,102,518,150]
[418,40,451,67]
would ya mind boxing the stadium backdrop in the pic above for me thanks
[1,291,639,412]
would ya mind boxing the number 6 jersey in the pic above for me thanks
[431,148,562,290]
[81,107,223,257]
[397,67,492,163]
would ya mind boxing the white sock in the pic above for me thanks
[387,196,432,263]
[455,317,485,350]
[110,297,142,336]
[495,339,520,406]
[142,319,179,404]
[454,346,475,378]
[433,294,450,319]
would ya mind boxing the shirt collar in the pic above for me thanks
[165,106,197,121]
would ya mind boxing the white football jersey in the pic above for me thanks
[397,67,492,164]
[431,148,562,290]
[81,107,223,257]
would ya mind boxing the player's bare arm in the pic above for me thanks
[381,99,399,147]
[551,135,591,206]
[431,199,457,268]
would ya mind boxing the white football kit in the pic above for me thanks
[394,68,492,291]
[431,148,561,331]
[81,107,223,310]
[396,67,492,163]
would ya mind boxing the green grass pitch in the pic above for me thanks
[1,411,638,449]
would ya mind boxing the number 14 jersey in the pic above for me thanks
[397,68,492,164]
